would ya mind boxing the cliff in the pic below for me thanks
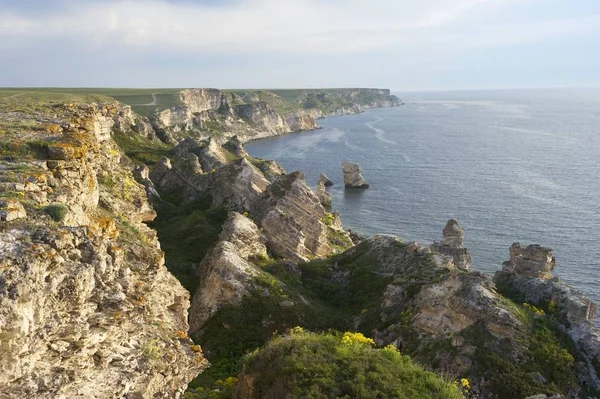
[0,97,206,398]
[150,88,401,144]
[2,91,598,399]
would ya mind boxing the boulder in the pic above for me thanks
[342,161,369,188]
[0,199,27,222]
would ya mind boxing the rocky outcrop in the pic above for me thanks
[253,172,333,262]
[342,161,369,189]
[319,173,334,187]
[149,88,400,144]
[219,212,268,261]
[0,102,205,398]
[0,199,27,221]
[315,181,331,207]
[284,111,319,131]
[223,135,248,158]
[503,243,556,279]
[494,244,600,391]
[188,212,269,332]
[430,219,472,270]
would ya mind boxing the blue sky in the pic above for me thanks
[0,0,599,90]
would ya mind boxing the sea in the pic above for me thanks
[245,88,600,326]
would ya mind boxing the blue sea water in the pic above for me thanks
[245,88,600,324]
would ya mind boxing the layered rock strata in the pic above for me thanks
[342,161,369,189]
[0,102,205,399]
[430,219,472,270]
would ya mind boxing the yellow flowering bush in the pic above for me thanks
[523,302,545,316]
[341,332,375,346]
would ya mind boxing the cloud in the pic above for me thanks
[2,0,595,56]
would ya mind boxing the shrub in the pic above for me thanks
[236,330,463,399]
[43,203,68,222]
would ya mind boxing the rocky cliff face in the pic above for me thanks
[0,102,205,398]
[494,244,600,391]
[150,88,400,144]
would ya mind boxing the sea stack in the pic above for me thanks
[342,162,369,189]
[430,219,471,270]
[319,173,334,187]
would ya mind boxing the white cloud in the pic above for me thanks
[0,0,598,55]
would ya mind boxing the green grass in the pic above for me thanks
[0,88,183,117]
[235,330,463,399]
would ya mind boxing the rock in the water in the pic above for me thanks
[430,219,471,270]
[315,181,331,207]
[319,173,334,187]
[342,161,369,188]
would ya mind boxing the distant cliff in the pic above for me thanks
[150,88,402,143]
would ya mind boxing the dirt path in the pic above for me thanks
[140,92,159,106]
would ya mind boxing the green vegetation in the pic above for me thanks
[43,203,68,222]
[0,88,182,117]
[149,194,227,293]
[235,330,463,399]
[461,309,585,399]
[112,130,172,166]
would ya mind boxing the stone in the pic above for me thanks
[199,137,228,171]
[442,219,464,247]
[319,173,334,187]
[430,219,471,270]
[342,161,369,188]
[505,243,555,278]
[189,241,260,332]
[219,212,268,260]
[254,171,332,262]
[0,199,27,222]
[315,181,331,207]
[0,103,205,398]
[223,135,248,157]
[279,300,295,308]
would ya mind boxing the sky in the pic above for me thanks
[0,0,599,90]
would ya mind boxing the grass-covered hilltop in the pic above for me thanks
[1,88,599,399]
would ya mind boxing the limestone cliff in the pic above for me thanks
[0,101,206,398]
[150,88,400,144]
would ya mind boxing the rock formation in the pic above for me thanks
[150,88,400,144]
[188,212,269,331]
[342,161,369,189]
[315,181,332,207]
[494,244,600,392]
[319,173,334,186]
[0,102,205,398]
[430,219,472,270]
